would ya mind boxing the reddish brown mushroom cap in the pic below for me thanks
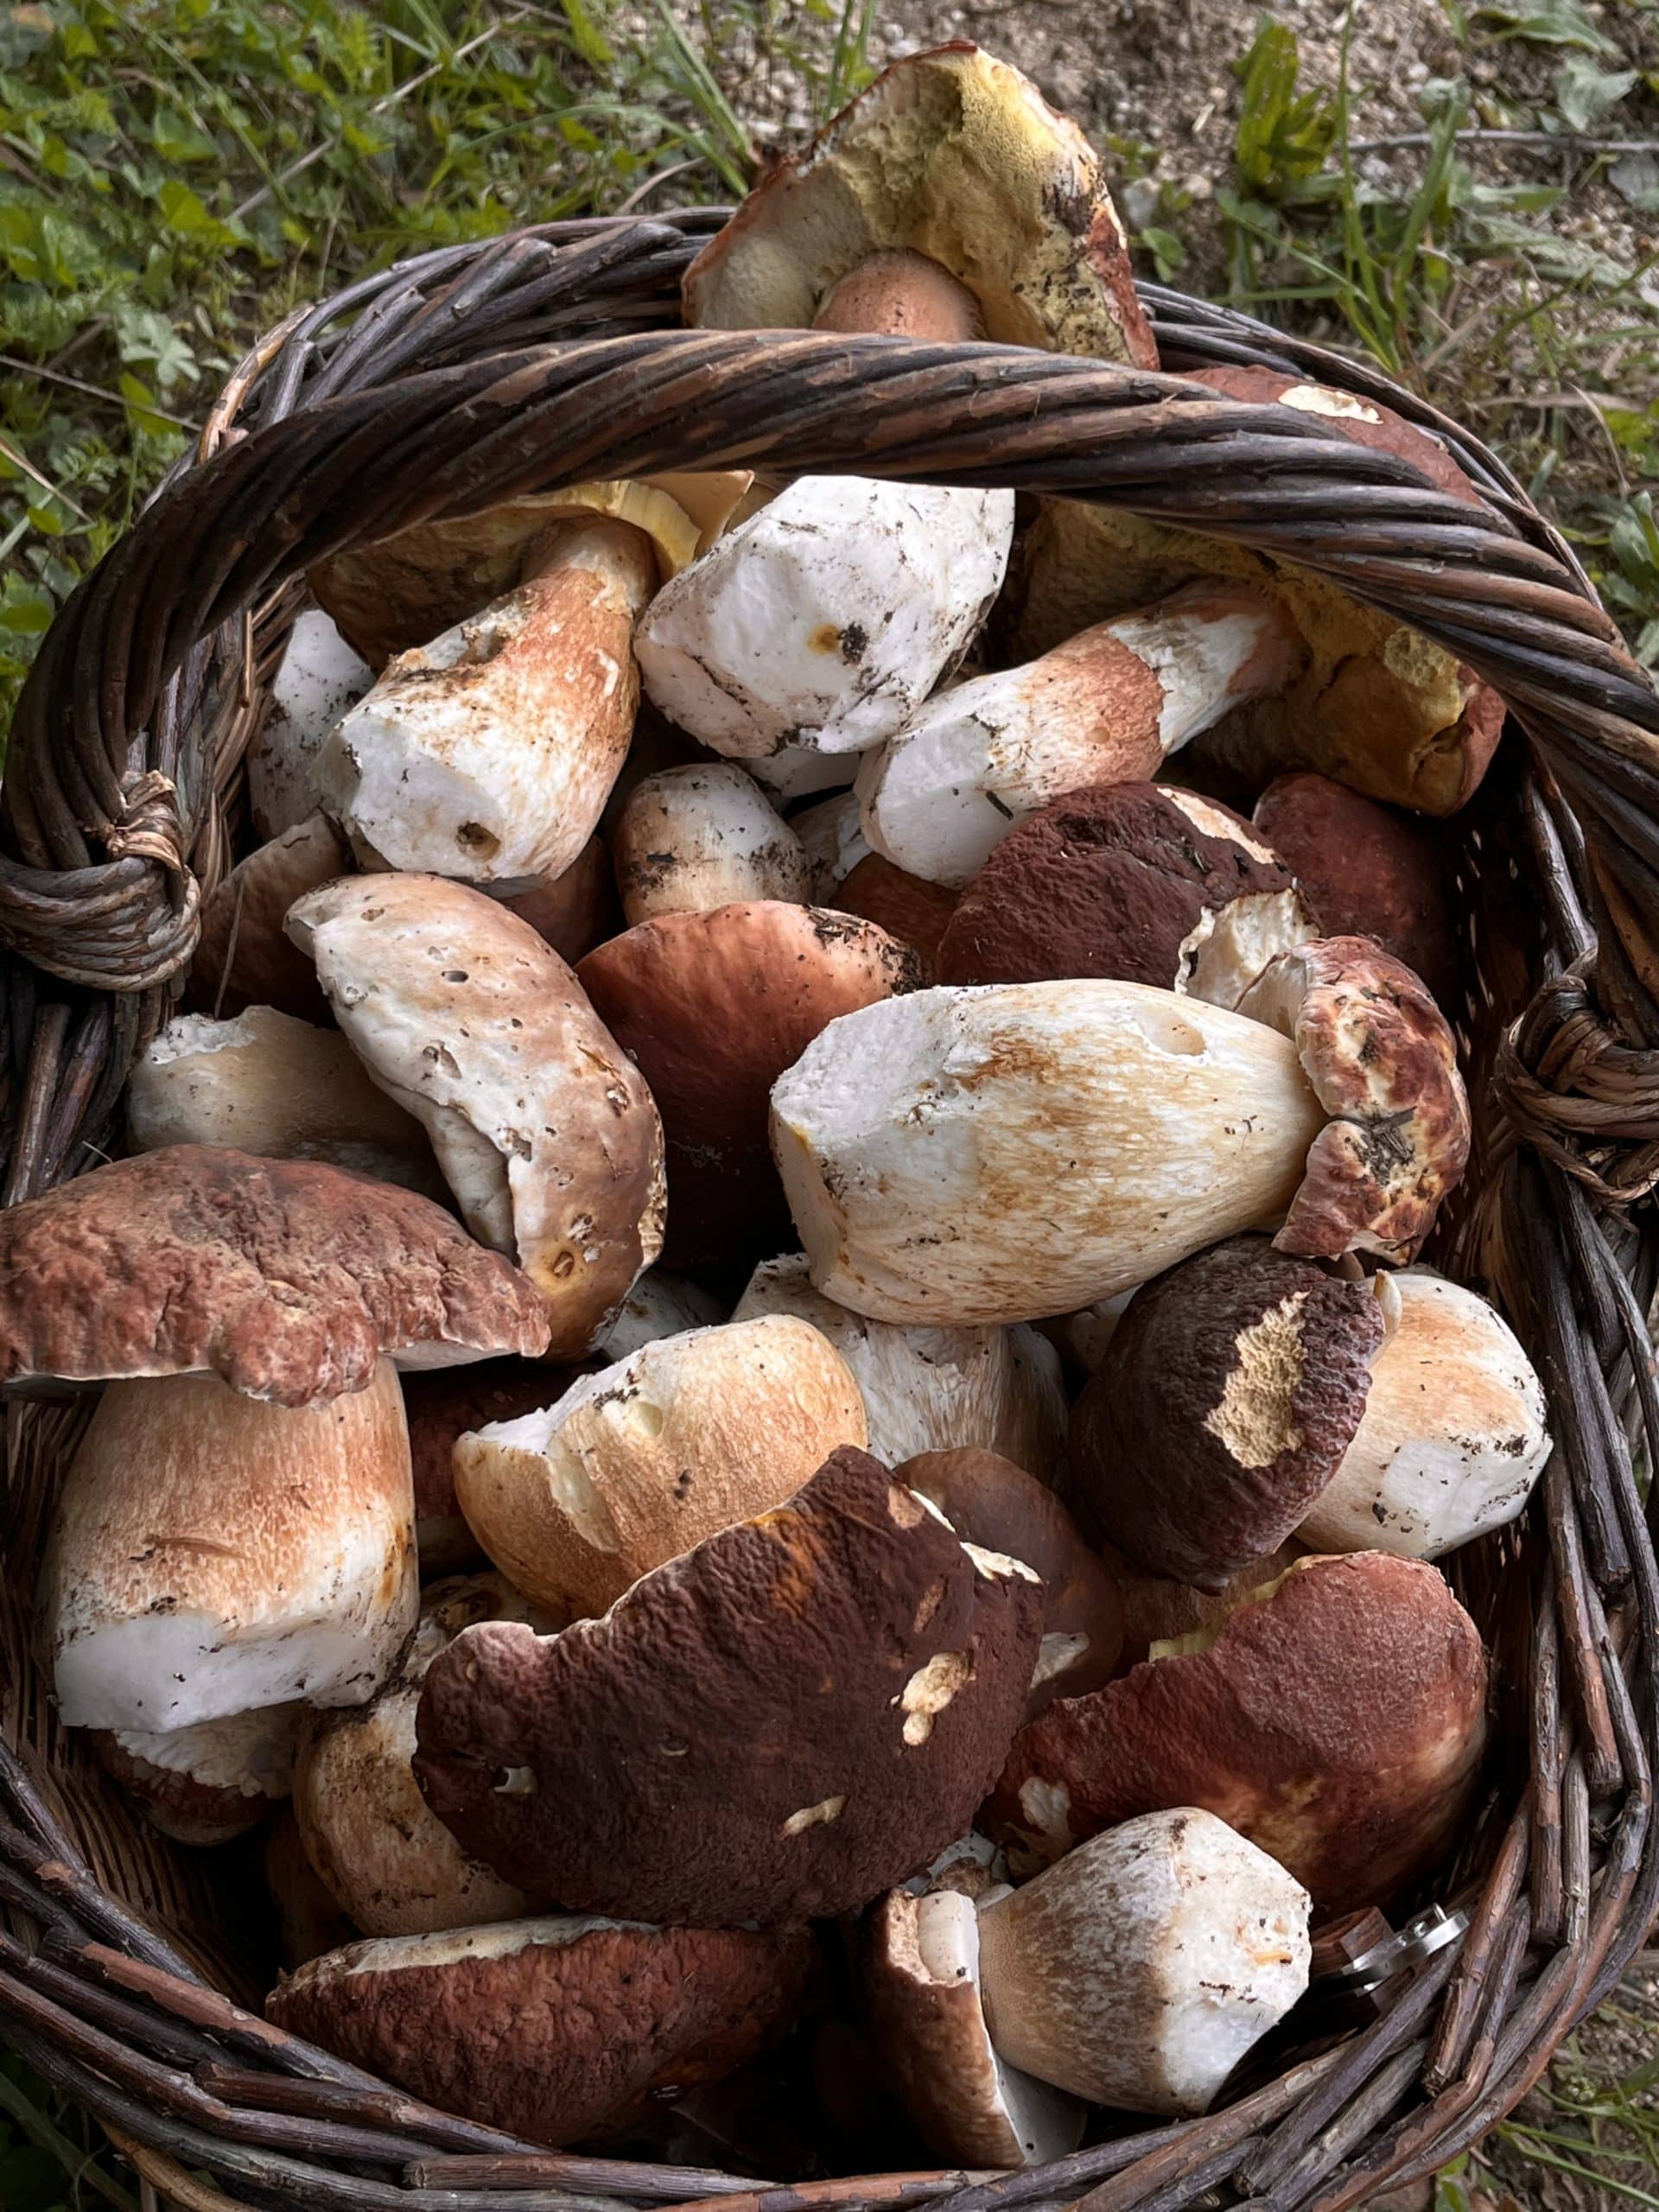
[578,901,919,1267]
[401,1362,577,1577]
[935,783,1313,1007]
[836,855,961,982]
[267,1916,818,2148]
[985,1551,1489,1911]
[186,814,348,1025]
[1066,1237,1385,1590]
[898,1449,1122,1712]
[414,1446,1044,1924]
[1238,938,1471,1263]
[501,834,620,967]
[0,1146,550,1404]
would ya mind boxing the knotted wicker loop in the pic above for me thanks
[1494,966,1659,1202]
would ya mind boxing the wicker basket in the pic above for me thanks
[2,209,1657,2212]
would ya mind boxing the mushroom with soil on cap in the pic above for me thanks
[127,1007,443,1200]
[287,874,664,1358]
[734,1254,1065,1480]
[934,782,1318,1003]
[613,764,811,925]
[997,367,1506,817]
[247,610,372,841]
[856,586,1306,889]
[294,1573,562,1938]
[578,899,917,1268]
[1069,1241,1549,1588]
[90,1702,303,1847]
[186,812,349,1026]
[414,1446,1043,1924]
[267,1915,818,2148]
[452,1315,866,1617]
[972,1808,1312,2116]
[984,1550,1490,1912]
[897,1449,1122,1713]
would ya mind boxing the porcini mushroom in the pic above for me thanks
[402,1363,576,1578]
[997,368,1506,817]
[127,1007,442,1198]
[897,1449,1122,1712]
[863,1879,1084,2167]
[499,833,620,966]
[734,1254,1065,1478]
[578,900,917,1266]
[597,1268,725,1359]
[769,982,1327,1324]
[975,1808,1311,2115]
[794,791,871,899]
[267,1916,817,2148]
[288,874,664,1357]
[985,1551,1489,1910]
[187,812,349,1025]
[42,1358,416,1732]
[452,1315,866,1616]
[294,1573,558,1937]
[415,1446,1042,1923]
[91,1703,302,1847]
[248,609,372,840]
[836,856,961,982]
[856,585,1304,889]
[613,764,811,925]
[934,784,1317,1007]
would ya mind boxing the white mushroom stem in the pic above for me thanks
[1299,1269,1550,1559]
[857,582,1306,887]
[976,1808,1311,2114]
[634,475,1014,766]
[596,1268,726,1360]
[613,765,810,925]
[770,982,1326,1325]
[793,791,873,899]
[250,610,372,841]
[312,518,656,885]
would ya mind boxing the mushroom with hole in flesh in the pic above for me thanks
[415,1446,1042,1923]
[1253,772,1464,1011]
[862,1878,1084,2169]
[89,1703,303,1847]
[613,765,811,925]
[995,367,1506,817]
[401,1363,581,1580]
[734,1254,1065,1480]
[855,584,1305,890]
[897,1449,1122,1713]
[578,900,918,1268]
[294,1573,561,1938]
[934,784,1317,1007]
[452,1315,866,1618]
[769,982,1327,1325]
[287,874,664,1358]
[186,812,349,1026]
[126,1007,443,1200]
[974,1808,1311,2116]
[984,1551,1489,1911]
[634,475,1014,794]
[247,609,372,841]
[266,1916,817,2149]
[41,1357,416,1732]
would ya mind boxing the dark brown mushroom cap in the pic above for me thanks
[401,1361,575,1576]
[836,855,961,982]
[266,1916,818,2148]
[1239,937,1471,1262]
[1253,773,1462,1012]
[984,1551,1489,1911]
[186,814,348,1025]
[933,784,1311,1003]
[1066,1237,1385,1590]
[1104,1538,1306,1670]
[0,1146,550,1405]
[898,1449,1122,1712]
[578,902,919,1267]
[414,1446,1044,1924]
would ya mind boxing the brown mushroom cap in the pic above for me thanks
[401,1363,576,1577]
[935,784,1316,1006]
[414,1446,1044,1924]
[1238,937,1471,1263]
[1067,1237,1385,1589]
[500,834,620,967]
[898,1449,1122,1713]
[984,1551,1489,1911]
[683,44,1155,368]
[0,1146,550,1402]
[91,1704,302,1847]
[1253,773,1463,1011]
[1105,1539,1307,1671]
[186,813,348,1025]
[267,1915,817,2148]
[578,902,919,1266]
[836,855,960,982]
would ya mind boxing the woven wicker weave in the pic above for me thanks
[1,212,1656,2212]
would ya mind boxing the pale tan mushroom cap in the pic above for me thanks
[188,812,348,1026]
[613,764,811,925]
[683,42,1155,367]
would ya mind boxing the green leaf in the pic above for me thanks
[561,0,614,70]
[1610,151,1659,210]
[156,177,240,247]
[1138,225,1188,276]
[1555,55,1637,130]
[150,105,218,162]
[1473,1,1614,50]
[0,578,54,637]
[1234,22,1337,198]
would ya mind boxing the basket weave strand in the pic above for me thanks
[0,215,1656,2212]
